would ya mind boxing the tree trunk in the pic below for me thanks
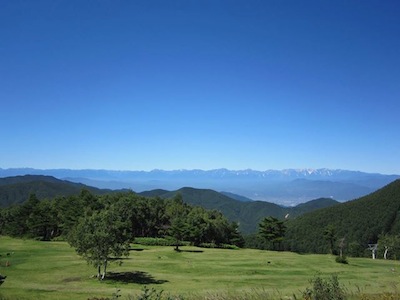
[97,265,101,279]
[384,247,388,259]
[101,259,107,280]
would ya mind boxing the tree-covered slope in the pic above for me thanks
[0,175,340,235]
[0,175,115,207]
[290,198,339,216]
[284,179,400,254]
[140,187,339,234]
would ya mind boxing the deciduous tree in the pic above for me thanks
[68,209,131,279]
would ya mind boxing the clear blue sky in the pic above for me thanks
[1,0,399,174]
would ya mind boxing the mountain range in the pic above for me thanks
[1,174,400,255]
[0,175,338,234]
[1,168,398,205]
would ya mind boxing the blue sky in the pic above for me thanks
[1,0,399,174]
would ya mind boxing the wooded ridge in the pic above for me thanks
[284,179,400,255]
[0,175,338,234]
[1,175,400,258]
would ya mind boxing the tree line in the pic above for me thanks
[0,189,247,279]
[2,183,400,277]
[0,190,244,247]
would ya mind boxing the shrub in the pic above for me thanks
[128,286,184,300]
[134,237,189,247]
[198,243,239,250]
[303,274,346,300]
[335,256,349,264]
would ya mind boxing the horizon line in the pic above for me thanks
[1,166,398,176]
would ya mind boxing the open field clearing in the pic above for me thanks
[0,236,399,299]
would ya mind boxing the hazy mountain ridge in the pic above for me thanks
[1,168,398,205]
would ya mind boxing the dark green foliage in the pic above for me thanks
[335,256,348,264]
[258,216,286,250]
[198,243,240,249]
[0,274,6,286]
[377,234,400,260]
[0,186,243,251]
[134,237,189,247]
[0,175,119,207]
[0,175,340,236]
[169,216,188,251]
[303,274,346,300]
[164,195,243,250]
[26,199,59,240]
[347,241,365,257]
[140,188,339,234]
[109,193,168,238]
[53,195,85,237]
[67,208,132,279]
[1,193,58,239]
[285,180,400,255]
[323,225,337,254]
[243,233,270,250]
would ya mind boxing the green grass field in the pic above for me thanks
[0,236,399,299]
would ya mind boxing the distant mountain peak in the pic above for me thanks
[1,167,399,205]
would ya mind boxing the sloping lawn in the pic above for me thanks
[0,236,399,299]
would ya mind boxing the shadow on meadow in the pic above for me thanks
[105,271,168,285]
[174,249,204,253]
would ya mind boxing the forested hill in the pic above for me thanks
[0,175,117,207]
[0,175,340,234]
[139,187,339,234]
[284,179,400,254]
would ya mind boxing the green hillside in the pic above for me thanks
[141,187,339,234]
[0,175,339,235]
[0,175,116,207]
[285,179,400,254]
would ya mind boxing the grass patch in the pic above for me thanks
[1,236,400,299]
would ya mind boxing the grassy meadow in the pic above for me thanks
[0,236,400,299]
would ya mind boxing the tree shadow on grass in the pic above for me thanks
[108,257,131,261]
[129,248,145,251]
[174,249,204,253]
[105,271,168,285]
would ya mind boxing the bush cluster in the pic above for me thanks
[335,256,349,264]
[134,237,189,247]
[303,274,346,300]
[198,243,239,250]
